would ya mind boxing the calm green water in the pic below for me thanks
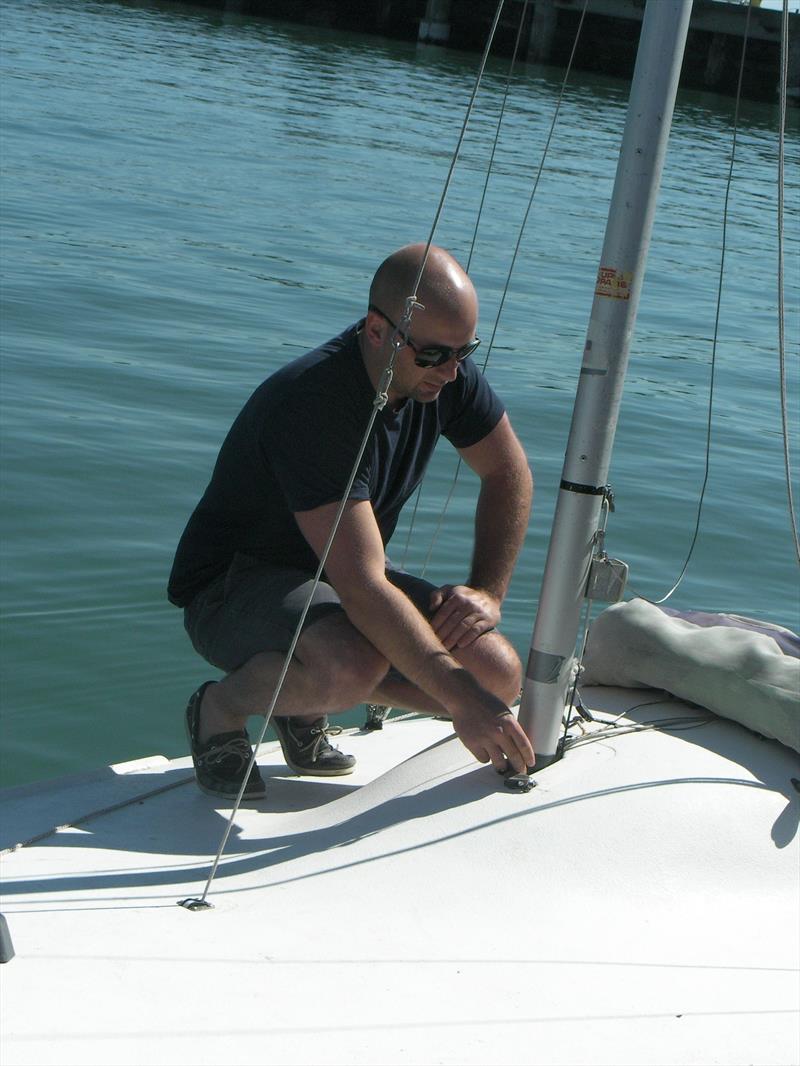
[1,0,798,787]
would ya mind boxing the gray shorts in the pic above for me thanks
[183,552,437,674]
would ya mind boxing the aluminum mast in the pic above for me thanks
[519,0,694,766]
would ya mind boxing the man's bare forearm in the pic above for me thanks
[339,573,534,772]
[338,576,492,713]
[468,463,533,602]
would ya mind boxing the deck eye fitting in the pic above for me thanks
[177,897,214,912]
[503,766,537,793]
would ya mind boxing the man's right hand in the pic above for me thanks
[450,698,534,774]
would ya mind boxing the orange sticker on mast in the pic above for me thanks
[595,266,633,300]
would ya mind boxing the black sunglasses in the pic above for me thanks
[368,304,481,369]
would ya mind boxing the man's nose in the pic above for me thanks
[438,356,459,382]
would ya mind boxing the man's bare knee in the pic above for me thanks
[296,614,389,705]
[455,631,522,707]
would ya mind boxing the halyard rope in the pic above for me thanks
[628,0,754,605]
[777,0,800,567]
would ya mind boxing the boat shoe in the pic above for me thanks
[271,715,356,776]
[184,681,266,800]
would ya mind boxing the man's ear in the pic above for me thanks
[363,308,387,349]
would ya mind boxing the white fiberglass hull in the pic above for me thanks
[1,688,798,1066]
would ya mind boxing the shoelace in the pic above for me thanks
[299,721,343,760]
[203,736,251,771]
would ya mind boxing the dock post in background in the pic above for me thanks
[529,0,558,63]
[419,0,452,45]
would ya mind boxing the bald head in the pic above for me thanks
[360,244,480,403]
[368,243,477,327]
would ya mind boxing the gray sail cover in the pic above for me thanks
[581,599,800,753]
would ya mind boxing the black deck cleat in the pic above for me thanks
[363,704,390,730]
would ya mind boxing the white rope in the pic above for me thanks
[628,1,754,606]
[184,0,510,909]
[777,0,800,567]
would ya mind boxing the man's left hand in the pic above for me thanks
[429,584,501,650]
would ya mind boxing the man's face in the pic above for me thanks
[386,302,479,404]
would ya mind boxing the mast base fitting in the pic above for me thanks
[532,751,559,771]
[177,898,214,912]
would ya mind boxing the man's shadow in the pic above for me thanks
[1,736,511,901]
[3,705,797,905]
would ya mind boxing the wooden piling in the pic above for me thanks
[419,0,452,44]
[529,0,558,64]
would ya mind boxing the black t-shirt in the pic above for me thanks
[167,322,505,607]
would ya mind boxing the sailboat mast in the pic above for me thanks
[518,0,694,766]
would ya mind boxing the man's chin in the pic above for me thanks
[412,383,443,403]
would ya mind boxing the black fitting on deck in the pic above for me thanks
[503,766,537,793]
[363,704,390,730]
[177,898,214,912]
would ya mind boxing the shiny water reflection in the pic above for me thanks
[1,0,797,785]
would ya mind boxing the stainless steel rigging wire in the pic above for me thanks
[180,0,510,910]
[401,0,590,576]
[399,1,532,571]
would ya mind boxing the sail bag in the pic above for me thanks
[581,599,800,753]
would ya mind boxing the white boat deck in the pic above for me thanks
[1,687,798,1066]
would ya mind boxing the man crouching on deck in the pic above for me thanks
[167,243,535,798]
